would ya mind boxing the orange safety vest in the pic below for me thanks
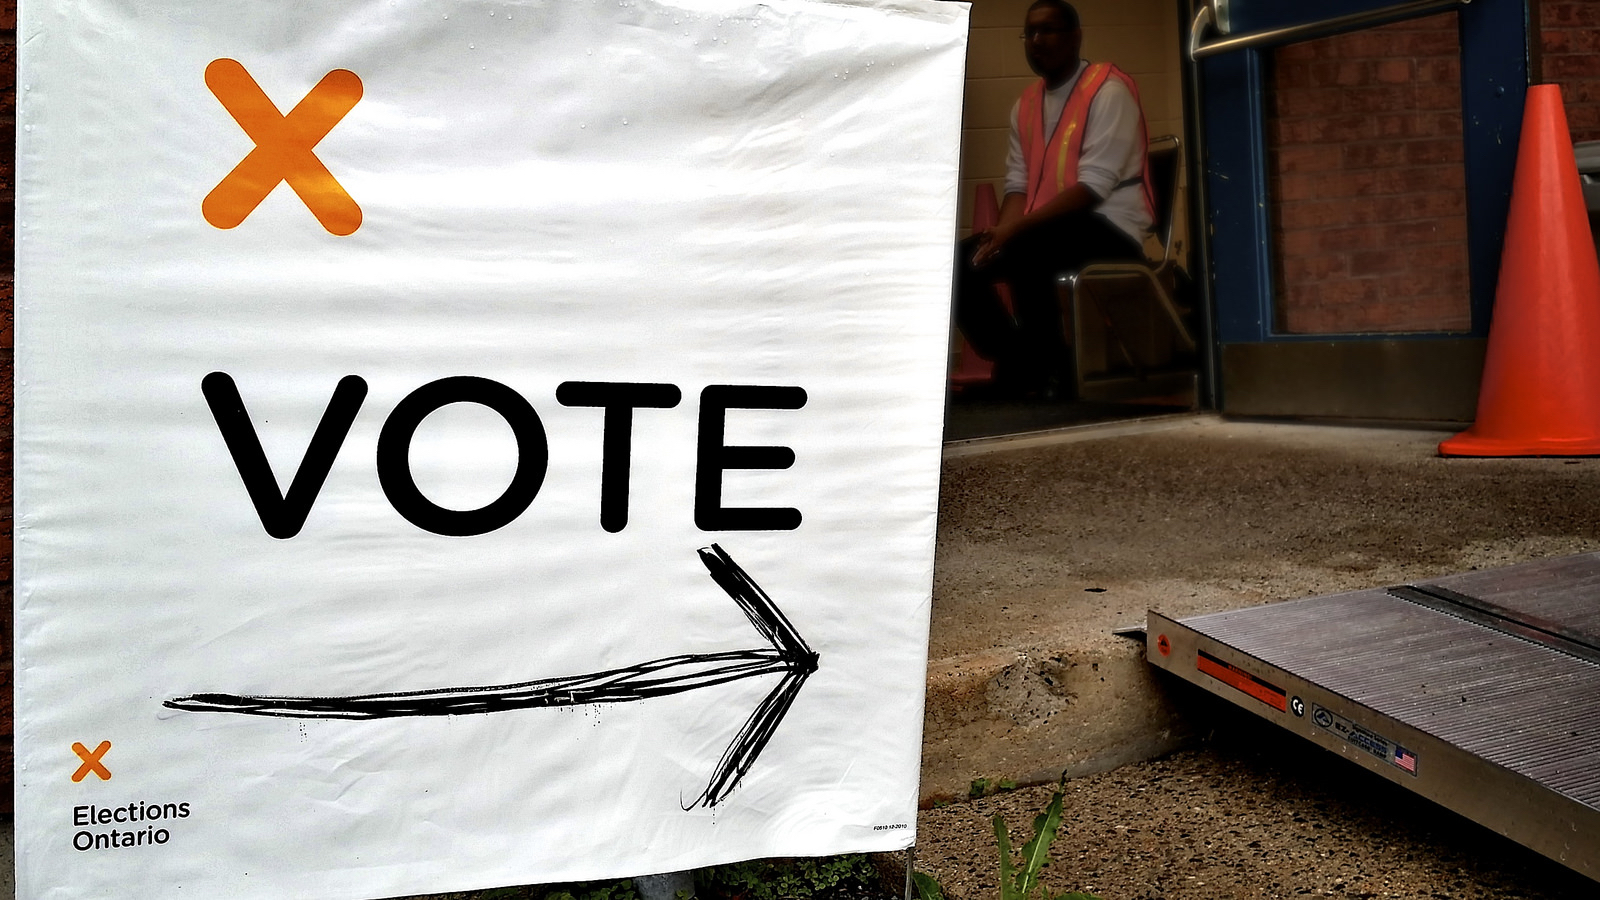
[1018,62,1155,220]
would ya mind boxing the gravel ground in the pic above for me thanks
[917,418,1600,897]
[914,692,1596,900]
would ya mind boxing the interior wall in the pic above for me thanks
[960,0,1185,236]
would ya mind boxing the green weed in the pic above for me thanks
[695,854,881,900]
[993,775,1100,900]
[407,855,882,900]
[542,882,642,900]
[910,870,945,900]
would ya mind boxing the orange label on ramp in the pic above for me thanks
[1197,650,1287,712]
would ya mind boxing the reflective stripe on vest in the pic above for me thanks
[1017,62,1155,221]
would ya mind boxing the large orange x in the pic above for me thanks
[71,740,112,783]
[203,59,363,236]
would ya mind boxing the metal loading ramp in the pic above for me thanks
[1147,553,1600,882]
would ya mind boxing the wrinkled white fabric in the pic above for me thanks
[14,1,967,897]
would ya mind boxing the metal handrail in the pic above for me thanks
[1189,0,1470,60]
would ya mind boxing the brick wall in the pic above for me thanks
[1,0,13,817]
[1541,1,1600,142]
[1267,12,1472,335]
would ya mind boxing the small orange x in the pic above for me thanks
[203,58,363,235]
[71,740,112,782]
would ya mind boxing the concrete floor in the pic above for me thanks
[917,713,1597,900]
[922,414,1600,805]
[916,413,1600,895]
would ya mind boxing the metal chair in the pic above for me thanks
[1058,135,1199,403]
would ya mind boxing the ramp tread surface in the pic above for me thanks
[1184,590,1600,808]
[1422,552,1600,648]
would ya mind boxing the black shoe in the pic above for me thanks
[1036,372,1078,403]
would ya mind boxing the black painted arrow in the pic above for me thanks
[165,544,819,807]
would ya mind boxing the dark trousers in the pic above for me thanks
[955,210,1144,389]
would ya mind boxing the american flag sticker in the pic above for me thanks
[1310,703,1419,778]
[1394,746,1419,775]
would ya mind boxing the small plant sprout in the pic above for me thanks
[993,774,1100,900]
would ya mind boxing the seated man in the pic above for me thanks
[955,0,1154,398]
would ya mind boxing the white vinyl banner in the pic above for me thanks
[14,0,968,896]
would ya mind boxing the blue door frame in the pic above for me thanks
[1200,0,1530,348]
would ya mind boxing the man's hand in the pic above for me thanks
[972,219,1023,267]
[973,184,1101,268]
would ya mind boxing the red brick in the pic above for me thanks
[1333,27,1415,60]
[1547,54,1600,81]
[1379,217,1468,246]
[1269,9,1470,334]
[1345,86,1423,115]
[1341,142,1409,169]
[1275,199,1338,230]
[1399,28,1460,58]
[1385,270,1469,302]
[1275,61,1312,90]
[1278,308,1342,334]
[1278,169,1382,203]
[0,38,14,119]
[1276,114,1378,144]
[1569,110,1600,144]
[1415,59,1460,83]
[1351,249,1416,276]
[1541,0,1600,135]
[1276,86,1347,118]
[1570,81,1600,104]
[1278,228,1320,257]
[1373,164,1465,196]
[1544,30,1600,57]
[1316,226,1383,253]
[0,276,12,349]
[1369,115,1407,139]
[1282,255,1350,283]
[1276,39,1320,63]
[1374,190,1465,222]
[1351,32,1415,60]
[1414,83,1464,111]
[1276,144,1345,173]
[1321,61,1375,88]
[1402,138,1464,165]
[1545,1,1600,27]
[1374,60,1415,84]
[1275,173,1316,203]
[1297,276,1381,306]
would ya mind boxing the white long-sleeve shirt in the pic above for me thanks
[1004,60,1152,244]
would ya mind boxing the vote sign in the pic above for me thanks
[14,1,968,897]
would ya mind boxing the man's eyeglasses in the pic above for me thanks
[1020,25,1074,40]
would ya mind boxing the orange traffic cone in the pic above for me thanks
[1440,84,1600,456]
[951,183,1003,386]
[973,181,1000,231]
